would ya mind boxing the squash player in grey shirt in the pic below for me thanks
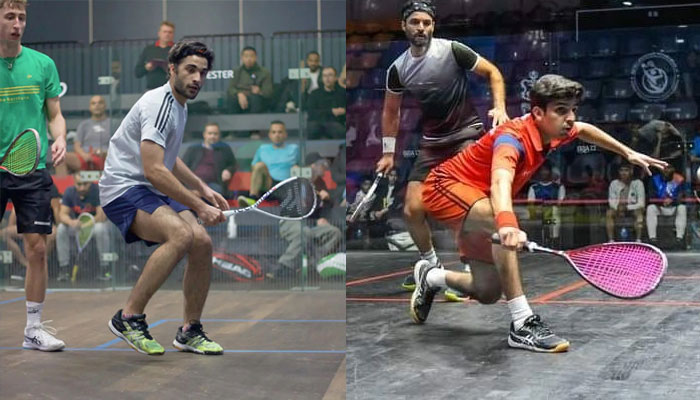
[375,1,510,297]
[99,40,228,356]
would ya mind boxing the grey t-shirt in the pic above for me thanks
[76,118,111,152]
[386,38,483,147]
[99,83,187,206]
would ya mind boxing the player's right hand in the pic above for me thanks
[197,204,225,226]
[497,227,527,251]
[376,153,394,174]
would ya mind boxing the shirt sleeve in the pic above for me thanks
[629,180,645,210]
[385,65,404,94]
[44,58,62,99]
[139,96,171,148]
[61,187,75,207]
[451,41,480,71]
[608,181,618,210]
[251,146,262,167]
[558,185,566,201]
[491,134,524,173]
[527,186,535,201]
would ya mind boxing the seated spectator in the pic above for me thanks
[527,162,565,245]
[306,66,346,139]
[135,21,174,89]
[64,95,110,174]
[368,169,403,238]
[348,177,374,223]
[182,122,237,196]
[56,173,111,281]
[646,165,687,247]
[238,121,299,206]
[300,51,323,98]
[227,46,273,113]
[606,164,645,242]
[272,152,341,279]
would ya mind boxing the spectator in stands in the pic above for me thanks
[646,165,687,247]
[135,21,175,89]
[580,165,608,200]
[56,173,111,281]
[527,162,565,244]
[238,121,299,206]
[227,46,273,113]
[643,120,685,172]
[348,177,374,222]
[181,122,237,196]
[306,66,346,139]
[330,143,346,203]
[64,95,110,174]
[606,164,645,242]
[368,169,403,239]
[300,51,322,97]
[338,63,346,89]
[272,152,341,279]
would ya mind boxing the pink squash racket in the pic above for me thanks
[492,234,667,299]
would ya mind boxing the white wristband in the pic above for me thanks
[382,137,396,153]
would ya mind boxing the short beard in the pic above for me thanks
[173,75,197,100]
[408,33,431,50]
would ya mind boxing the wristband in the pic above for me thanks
[495,211,519,230]
[382,137,396,153]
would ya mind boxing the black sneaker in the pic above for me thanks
[173,322,223,355]
[409,260,441,324]
[508,314,569,353]
[401,274,416,291]
[108,309,164,355]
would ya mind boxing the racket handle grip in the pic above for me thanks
[490,233,535,252]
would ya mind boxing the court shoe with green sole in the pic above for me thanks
[173,322,223,355]
[108,309,164,355]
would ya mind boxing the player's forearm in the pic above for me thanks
[48,114,67,141]
[490,170,515,215]
[576,122,632,159]
[144,164,206,211]
[489,69,507,111]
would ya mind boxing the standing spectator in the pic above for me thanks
[646,165,687,247]
[606,164,645,242]
[135,21,175,89]
[237,121,299,206]
[181,122,237,196]
[300,51,322,96]
[643,119,685,172]
[272,153,341,279]
[527,162,565,244]
[306,66,346,139]
[227,46,273,113]
[64,95,111,174]
[56,172,111,281]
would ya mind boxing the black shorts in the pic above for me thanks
[407,139,476,182]
[0,169,54,234]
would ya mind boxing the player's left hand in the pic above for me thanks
[51,135,67,166]
[200,185,230,212]
[488,107,510,128]
[627,151,667,176]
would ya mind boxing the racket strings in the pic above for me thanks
[4,132,38,174]
[277,179,316,218]
[567,244,665,297]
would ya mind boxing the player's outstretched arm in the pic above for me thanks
[575,122,667,176]
[473,58,509,127]
[377,83,403,174]
[141,141,224,225]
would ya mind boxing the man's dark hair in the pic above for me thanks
[241,46,257,55]
[306,51,320,59]
[529,74,584,110]
[401,0,436,21]
[270,120,285,127]
[168,40,214,70]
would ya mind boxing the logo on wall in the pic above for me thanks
[630,52,679,102]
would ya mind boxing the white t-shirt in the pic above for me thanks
[99,83,187,206]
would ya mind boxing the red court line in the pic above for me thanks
[346,261,458,287]
[532,280,588,303]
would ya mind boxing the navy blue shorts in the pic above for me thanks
[102,185,190,246]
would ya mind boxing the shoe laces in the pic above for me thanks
[523,315,553,337]
[126,318,154,341]
[185,324,212,344]
[29,320,58,336]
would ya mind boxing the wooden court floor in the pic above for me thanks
[0,290,345,400]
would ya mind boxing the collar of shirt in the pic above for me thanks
[155,40,173,47]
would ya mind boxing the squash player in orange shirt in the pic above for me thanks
[412,74,667,353]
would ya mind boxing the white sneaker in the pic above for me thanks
[23,321,65,351]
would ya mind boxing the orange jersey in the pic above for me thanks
[434,113,579,195]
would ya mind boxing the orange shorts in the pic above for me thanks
[423,167,488,231]
[423,167,494,263]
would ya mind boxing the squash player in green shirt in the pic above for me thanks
[0,0,68,351]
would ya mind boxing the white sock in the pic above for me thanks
[26,301,43,328]
[507,295,533,330]
[420,249,439,266]
[426,268,446,288]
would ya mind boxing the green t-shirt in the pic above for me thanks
[0,46,62,170]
